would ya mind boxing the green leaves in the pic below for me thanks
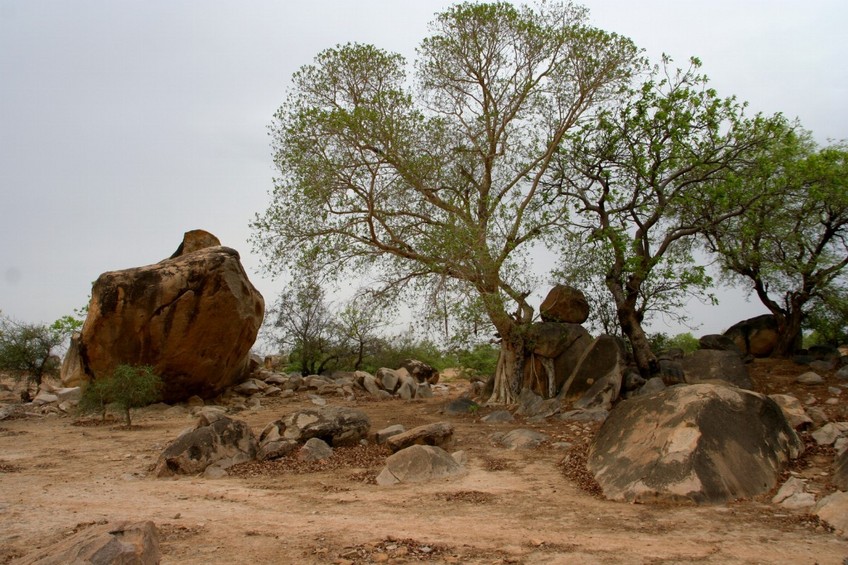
[78,364,162,427]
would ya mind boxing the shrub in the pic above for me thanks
[79,364,162,427]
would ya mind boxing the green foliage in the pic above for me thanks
[0,314,70,388]
[78,365,162,427]
[649,332,700,354]
[251,1,640,403]
[704,128,848,355]
[555,55,782,375]
[448,343,500,380]
[803,291,848,347]
[361,333,448,373]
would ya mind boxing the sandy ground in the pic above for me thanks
[1,361,847,565]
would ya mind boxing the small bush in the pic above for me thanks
[79,364,162,426]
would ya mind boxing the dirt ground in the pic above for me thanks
[1,360,847,565]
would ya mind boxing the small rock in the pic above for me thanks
[494,429,549,450]
[796,372,824,385]
[299,437,333,462]
[375,424,406,444]
[481,410,514,423]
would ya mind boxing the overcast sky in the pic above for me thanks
[1,0,846,338]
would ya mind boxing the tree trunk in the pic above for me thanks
[617,301,658,378]
[771,309,804,357]
[487,337,524,405]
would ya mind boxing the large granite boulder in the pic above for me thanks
[66,232,264,402]
[723,314,780,357]
[587,384,803,504]
[678,349,754,389]
[558,335,625,404]
[153,413,258,477]
[522,322,592,398]
[540,284,589,324]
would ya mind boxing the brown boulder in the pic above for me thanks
[169,228,222,258]
[558,335,625,404]
[540,285,589,324]
[522,322,592,397]
[69,240,264,402]
[723,314,780,357]
[15,520,160,565]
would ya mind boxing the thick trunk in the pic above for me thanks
[487,337,524,405]
[771,310,804,357]
[617,301,658,378]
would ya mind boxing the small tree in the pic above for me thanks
[79,365,162,427]
[0,314,71,397]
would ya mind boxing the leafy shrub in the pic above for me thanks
[79,364,162,426]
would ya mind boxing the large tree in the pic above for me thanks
[552,57,784,377]
[252,2,638,403]
[703,132,848,356]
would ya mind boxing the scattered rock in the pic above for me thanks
[442,397,481,416]
[587,384,803,504]
[769,394,813,430]
[153,415,257,477]
[375,424,406,444]
[271,406,371,447]
[386,422,454,453]
[560,408,609,423]
[796,372,825,385]
[481,410,514,423]
[14,520,161,565]
[299,437,333,462]
[811,422,848,446]
[376,445,464,486]
[771,477,815,509]
[493,429,549,450]
[814,491,848,536]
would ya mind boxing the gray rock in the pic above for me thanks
[375,368,400,393]
[14,520,160,565]
[375,424,406,444]
[299,437,333,462]
[233,378,267,396]
[811,422,848,446]
[386,422,454,453]
[572,370,621,411]
[836,366,848,381]
[400,359,440,384]
[494,429,549,450]
[833,447,848,490]
[416,383,434,398]
[515,389,560,420]
[560,408,609,423]
[810,359,837,372]
[769,394,813,429]
[442,397,481,416]
[796,371,825,385]
[587,384,803,504]
[632,376,666,397]
[153,415,257,477]
[481,410,515,423]
[815,491,848,536]
[278,406,371,447]
[559,335,625,403]
[376,445,464,486]
[678,349,753,389]
[772,477,815,509]
[396,376,417,400]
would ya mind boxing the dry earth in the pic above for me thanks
[1,359,847,565]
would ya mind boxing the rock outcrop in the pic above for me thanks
[65,231,264,402]
[587,384,803,504]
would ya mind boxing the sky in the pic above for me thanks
[1,0,846,338]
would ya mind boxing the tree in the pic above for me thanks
[552,57,783,377]
[78,364,162,427]
[0,314,72,396]
[703,133,848,356]
[252,1,639,403]
[265,276,342,375]
[333,293,388,371]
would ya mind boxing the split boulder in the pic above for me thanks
[153,414,257,477]
[376,445,464,486]
[15,521,160,565]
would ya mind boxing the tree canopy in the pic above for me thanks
[704,130,848,355]
[252,1,639,403]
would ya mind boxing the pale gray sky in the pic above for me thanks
[1,1,846,336]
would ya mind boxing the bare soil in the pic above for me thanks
[1,359,847,565]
